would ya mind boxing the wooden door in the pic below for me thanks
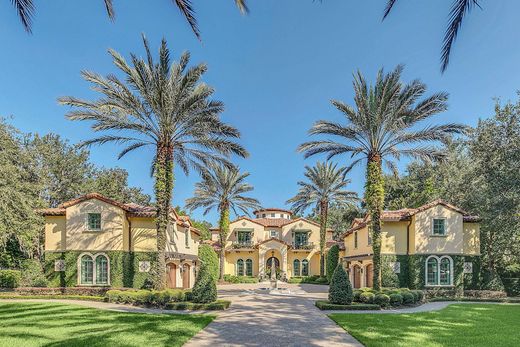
[365,264,373,288]
[353,265,361,288]
[167,263,177,288]
[182,264,190,289]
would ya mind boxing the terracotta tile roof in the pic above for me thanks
[256,237,292,247]
[339,199,480,239]
[224,216,331,231]
[326,240,345,251]
[253,208,293,215]
[36,193,200,235]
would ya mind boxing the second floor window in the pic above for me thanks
[185,229,189,247]
[294,231,308,246]
[237,231,252,244]
[433,219,446,236]
[87,213,101,231]
[354,231,358,249]
[270,230,279,238]
[368,227,372,246]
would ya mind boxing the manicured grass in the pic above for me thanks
[330,304,520,347]
[0,302,214,347]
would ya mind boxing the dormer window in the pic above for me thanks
[432,219,446,236]
[87,213,101,231]
[270,230,279,238]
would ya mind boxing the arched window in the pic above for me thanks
[80,255,93,285]
[425,256,452,286]
[302,259,309,276]
[293,259,301,276]
[96,255,109,285]
[440,257,452,285]
[237,259,244,276]
[246,259,253,276]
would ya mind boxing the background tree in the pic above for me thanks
[60,36,246,289]
[299,65,466,289]
[287,161,357,277]
[185,163,260,281]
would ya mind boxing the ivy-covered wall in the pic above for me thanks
[381,254,482,291]
[44,251,157,288]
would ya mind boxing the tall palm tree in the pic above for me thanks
[383,0,482,72]
[298,65,467,289]
[185,163,260,281]
[287,162,357,277]
[59,35,247,290]
[9,0,248,38]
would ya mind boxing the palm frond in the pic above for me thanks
[174,0,200,40]
[11,0,35,33]
[103,0,115,21]
[382,0,398,19]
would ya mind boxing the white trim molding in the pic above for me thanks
[424,255,453,287]
[77,252,111,286]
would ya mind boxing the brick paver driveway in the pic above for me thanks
[184,283,362,347]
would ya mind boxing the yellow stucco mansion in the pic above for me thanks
[340,200,481,291]
[39,193,201,289]
[209,208,339,280]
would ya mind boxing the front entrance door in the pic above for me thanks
[167,263,177,288]
[182,264,190,289]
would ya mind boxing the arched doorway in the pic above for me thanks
[353,265,361,289]
[182,263,191,289]
[167,263,177,288]
[365,264,373,288]
[266,256,280,269]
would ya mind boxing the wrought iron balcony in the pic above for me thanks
[231,240,255,249]
[292,242,314,250]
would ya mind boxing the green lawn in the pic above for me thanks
[330,304,520,347]
[0,302,214,347]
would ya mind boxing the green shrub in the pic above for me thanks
[192,263,217,303]
[402,291,415,305]
[326,244,340,283]
[288,277,303,284]
[353,290,362,302]
[328,263,353,305]
[165,300,231,310]
[223,275,258,283]
[106,289,124,303]
[359,292,375,304]
[20,259,47,287]
[410,289,424,302]
[374,293,390,307]
[132,290,153,305]
[315,300,380,310]
[389,293,403,306]
[198,244,219,282]
[0,270,21,288]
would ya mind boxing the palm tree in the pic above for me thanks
[298,65,467,289]
[9,0,248,38]
[287,162,357,277]
[185,163,260,281]
[59,35,247,290]
[383,0,482,72]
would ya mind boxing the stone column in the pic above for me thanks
[258,246,265,278]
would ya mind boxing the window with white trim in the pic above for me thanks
[79,253,110,286]
[302,259,309,276]
[245,259,253,276]
[96,255,109,285]
[80,255,93,284]
[293,259,301,276]
[432,219,446,236]
[425,255,452,286]
[270,230,279,238]
[237,259,244,276]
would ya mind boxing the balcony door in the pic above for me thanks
[294,231,308,247]
[237,231,252,245]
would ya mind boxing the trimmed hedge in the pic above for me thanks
[328,264,353,305]
[429,297,520,303]
[389,293,403,306]
[374,293,390,307]
[0,270,21,288]
[359,292,375,304]
[287,275,328,285]
[165,300,231,310]
[198,245,219,282]
[223,275,258,284]
[106,289,186,306]
[315,300,380,310]
[0,294,106,302]
[192,262,217,303]
[11,286,110,296]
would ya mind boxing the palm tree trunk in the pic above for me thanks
[218,207,230,282]
[153,144,174,290]
[319,200,328,277]
[365,155,384,290]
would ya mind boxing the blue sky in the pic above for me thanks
[1,1,519,223]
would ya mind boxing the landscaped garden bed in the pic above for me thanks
[315,300,380,310]
[288,275,329,285]
[329,303,520,347]
[0,301,214,347]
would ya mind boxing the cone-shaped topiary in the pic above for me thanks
[191,262,217,303]
[328,263,353,305]
[198,244,219,282]
[326,244,340,282]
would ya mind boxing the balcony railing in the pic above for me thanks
[231,240,255,249]
[292,242,314,250]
